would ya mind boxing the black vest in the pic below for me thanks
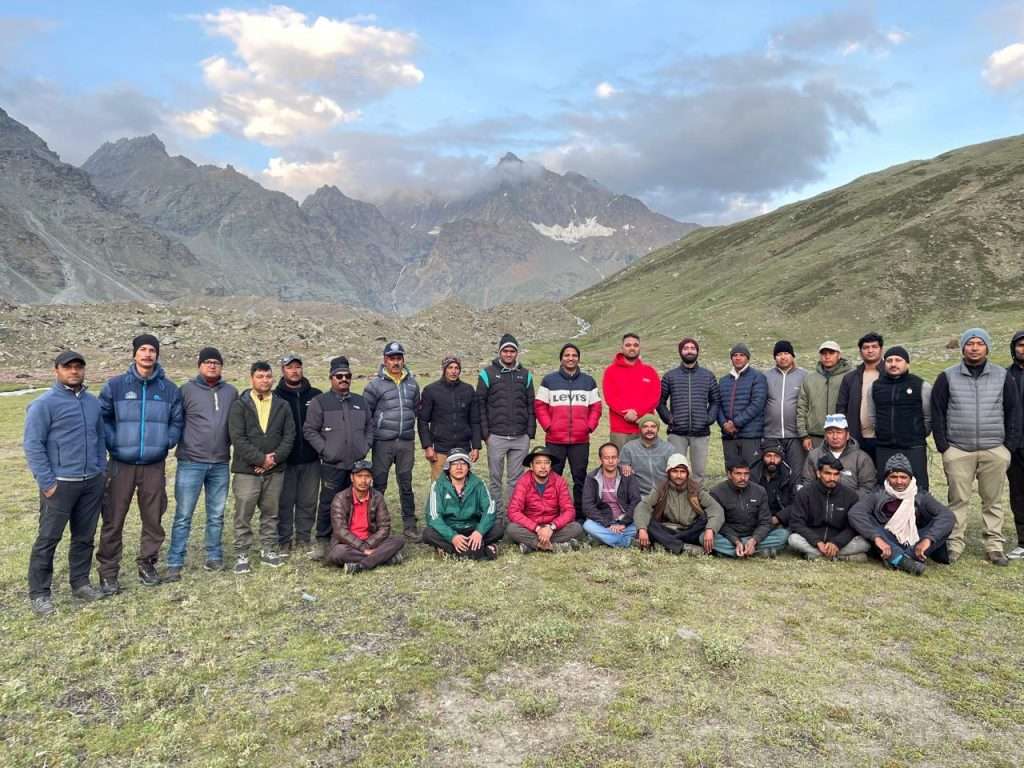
[872,372,925,448]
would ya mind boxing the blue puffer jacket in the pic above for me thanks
[363,366,420,442]
[717,367,768,439]
[23,383,107,490]
[99,363,183,465]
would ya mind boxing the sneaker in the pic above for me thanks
[203,559,223,572]
[986,550,1009,567]
[519,542,531,555]
[947,551,961,565]
[484,544,499,560]
[233,555,251,575]
[1007,546,1024,560]
[138,562,161,587]
[99,577,121,596]
[162,566,182,583]
[343,562,362,574]
[403,526,422,543]
[837,553,868,563]
[552,541,574,554]
[681,544,706,557]
[31,596,55,616]
[896,556,926,576]
[71,583,104,601]
[261,550,284,568]
[754,548,778,559]
[278,543,291,559]
[386,551,405,566]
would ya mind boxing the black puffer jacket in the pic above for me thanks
[749,460,795,521]
[657,364,720,437]
[275,377,323,464]
[1009,330,1024,457]
[789,479,860,549]
[363,367,420,442]
[418,378,481,452]
[477,359,536,439]
[303,391,372,469]
[710,481,770,544]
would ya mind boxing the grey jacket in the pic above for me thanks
[763,366,807,439]
[303,391,372,469]
[849,488,955,546]
[619,437,676,496]
[942,361,1008,452]
[800,439,877,498]
[176,377,239,464]
[364,367,420,442]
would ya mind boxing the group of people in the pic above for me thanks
[21,326,1024,616]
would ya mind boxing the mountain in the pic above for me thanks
[569,134,1024,363]
[381,152,697,310]
[0,109,221,303]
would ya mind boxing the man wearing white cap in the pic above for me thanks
[633,453,723,555]
[801,414,876,498]
[797,340,852,452]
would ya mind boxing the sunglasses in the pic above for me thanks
[332,372,352,380]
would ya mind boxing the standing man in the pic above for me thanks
[418,353,481,481]
[535,342,602,516]
[165,347,238,580]
[601,333,661,451]
[717,343,767,468]
[228,361,295,573]
[711,462,789,558]
[801,414,877,497]
[657,337,720,484]
[274,354,323,557]
[303,356,372,560]
[326,460,406,573]
[872,346,932,491]
[837,332,884,465]
[581,443,641,548]
[478,334,536,520]
[797,340,852,451]
[763,340,807,473]
[1008,331,1024,559]
[619,414,676,496]
[97,334,182,594]
[365,341,421,540]
[24,351,107,615]
[506,446,583,553]
[931,328,1021,565]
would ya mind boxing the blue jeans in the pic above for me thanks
[167,461,230,566]
[875,528,951,567]
[713,526,789,557]
[583,519,637,548]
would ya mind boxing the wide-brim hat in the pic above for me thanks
[522,445,560,467]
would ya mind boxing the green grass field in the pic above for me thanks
[2,388,1023,768]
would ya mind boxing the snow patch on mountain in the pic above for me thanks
[531,217,616,244]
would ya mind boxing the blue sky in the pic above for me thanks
[2,1,1023,222]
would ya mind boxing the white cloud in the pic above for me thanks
[983,42,1024,88]
[261,153,354,199]
[178,6,423,143]
[595,81,617,99]
[174,107,222,137]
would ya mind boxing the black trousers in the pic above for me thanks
[277,460,321,547]
[875,445,929,492]
[28,475,104,597]
[315,465,352,542]
[326,536,405,570]
[648,516,706,554]
[422,522,505,559]
[547,443,590,518]
[1008,450,1024,544]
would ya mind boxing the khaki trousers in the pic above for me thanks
[941,445,1011,555]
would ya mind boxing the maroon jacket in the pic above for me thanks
[330,488,392,551]
[507,471,576,531]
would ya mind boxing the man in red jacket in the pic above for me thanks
[535,343,602,517]
[506,446,583,553]
[601,333,661,452]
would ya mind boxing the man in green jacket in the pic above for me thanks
[633,453,724,555]
[797,340,853,451]
[228,361,295,574]
[423,448,502,559]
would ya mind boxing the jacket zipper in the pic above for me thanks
[779,370,787,436]
[77,389,88,476]
[138,379,148,461]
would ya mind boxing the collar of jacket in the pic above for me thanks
[492,357,521,373]
[957,359,991,376]
[379,365,409,382]
[54,381,88,397]
[730,364,749,379]
[128,362,164,382]
[276,377,310,396]
[193,374,224,389]
[559,367,581,379]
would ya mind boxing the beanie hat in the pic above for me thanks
[498,333,519,353]
[678,337,700,356]
[132,334,160,357]
[441,353,462,372]
[329,356,351,375]
[959,327,992,351]
[760,439,784,457]
[637,413,660,427]
[559,342,581,360]
[443,448,473,471]
[883,346,910,363]
[773,340,795,357]
[730,343,751,358]
[883,453,914,477]
[197,346,223,365]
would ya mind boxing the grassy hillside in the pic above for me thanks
[569,135,1024,370]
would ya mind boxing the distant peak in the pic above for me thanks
[497,152,523,165]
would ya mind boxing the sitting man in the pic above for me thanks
[750,439,796,527]
[850,453,955,576]
[506,446,583,553]
[801,414,876,497]
[423,448,502,560]
[787,455,870,561]
[619,413,675,496]
[327,460,405,574]
[581,443,641,548]
[633,453,724,555]
[711,461,789,558]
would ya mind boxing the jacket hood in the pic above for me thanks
[192,374,225,390]
[612,352,643,368]
[1012,330,1024,363]
[816,357,851,377]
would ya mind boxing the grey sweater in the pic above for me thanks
[176,377,239,463]
[619,438,676,496]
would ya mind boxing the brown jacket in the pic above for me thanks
[330,487,392,551]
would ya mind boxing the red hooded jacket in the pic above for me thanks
[507,471,576,531]
[601,354,661,435]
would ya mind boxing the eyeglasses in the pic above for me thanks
[332,373,352,380]
[201,360,222,366]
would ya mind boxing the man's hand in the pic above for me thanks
[468,531,484,551]
[874,536,891,560]
[824,542,839,558]
[452,534,470,553]
[735,539,746,557]
[363,548,376,556]
[913,538,932,561]
[771,515,780,526]
[703,528,715,554]
[723,420,737,436]
[742,538,757,557]
[623,409,638,423]
[253,466,265,475]
[469,448,480,462]
[537,525,554,550]
[802,437,813,452]
[637,528,650,549]
[621,464,634,477]
[262,453,276,469]
[609,524,625,534]
[43,484,58,498]
[424,446,436,461]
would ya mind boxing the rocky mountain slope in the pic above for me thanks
[0,109,221,303]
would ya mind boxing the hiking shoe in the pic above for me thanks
[260,550,284,568]
[278,543,292,559]
[754,548,778,559]
[403,526,421,543]
[837,553,868,563]
[1007,546,1024,560]
[386,551,405,566]
[99,577,121,597]
[31,596,55,617]
[343,562,362,574]
[987,550,1009,567]
[203,559,223,572]
[138,562,161,587]
[162,566,182,583]
[519,543,531,555]
[233,555,251,575]
[947,551,961,565]
[681,543,706,557]
[484,544,499,560]
[896,556,926,576]
[552,541,574,554]
[71,583,104,601]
